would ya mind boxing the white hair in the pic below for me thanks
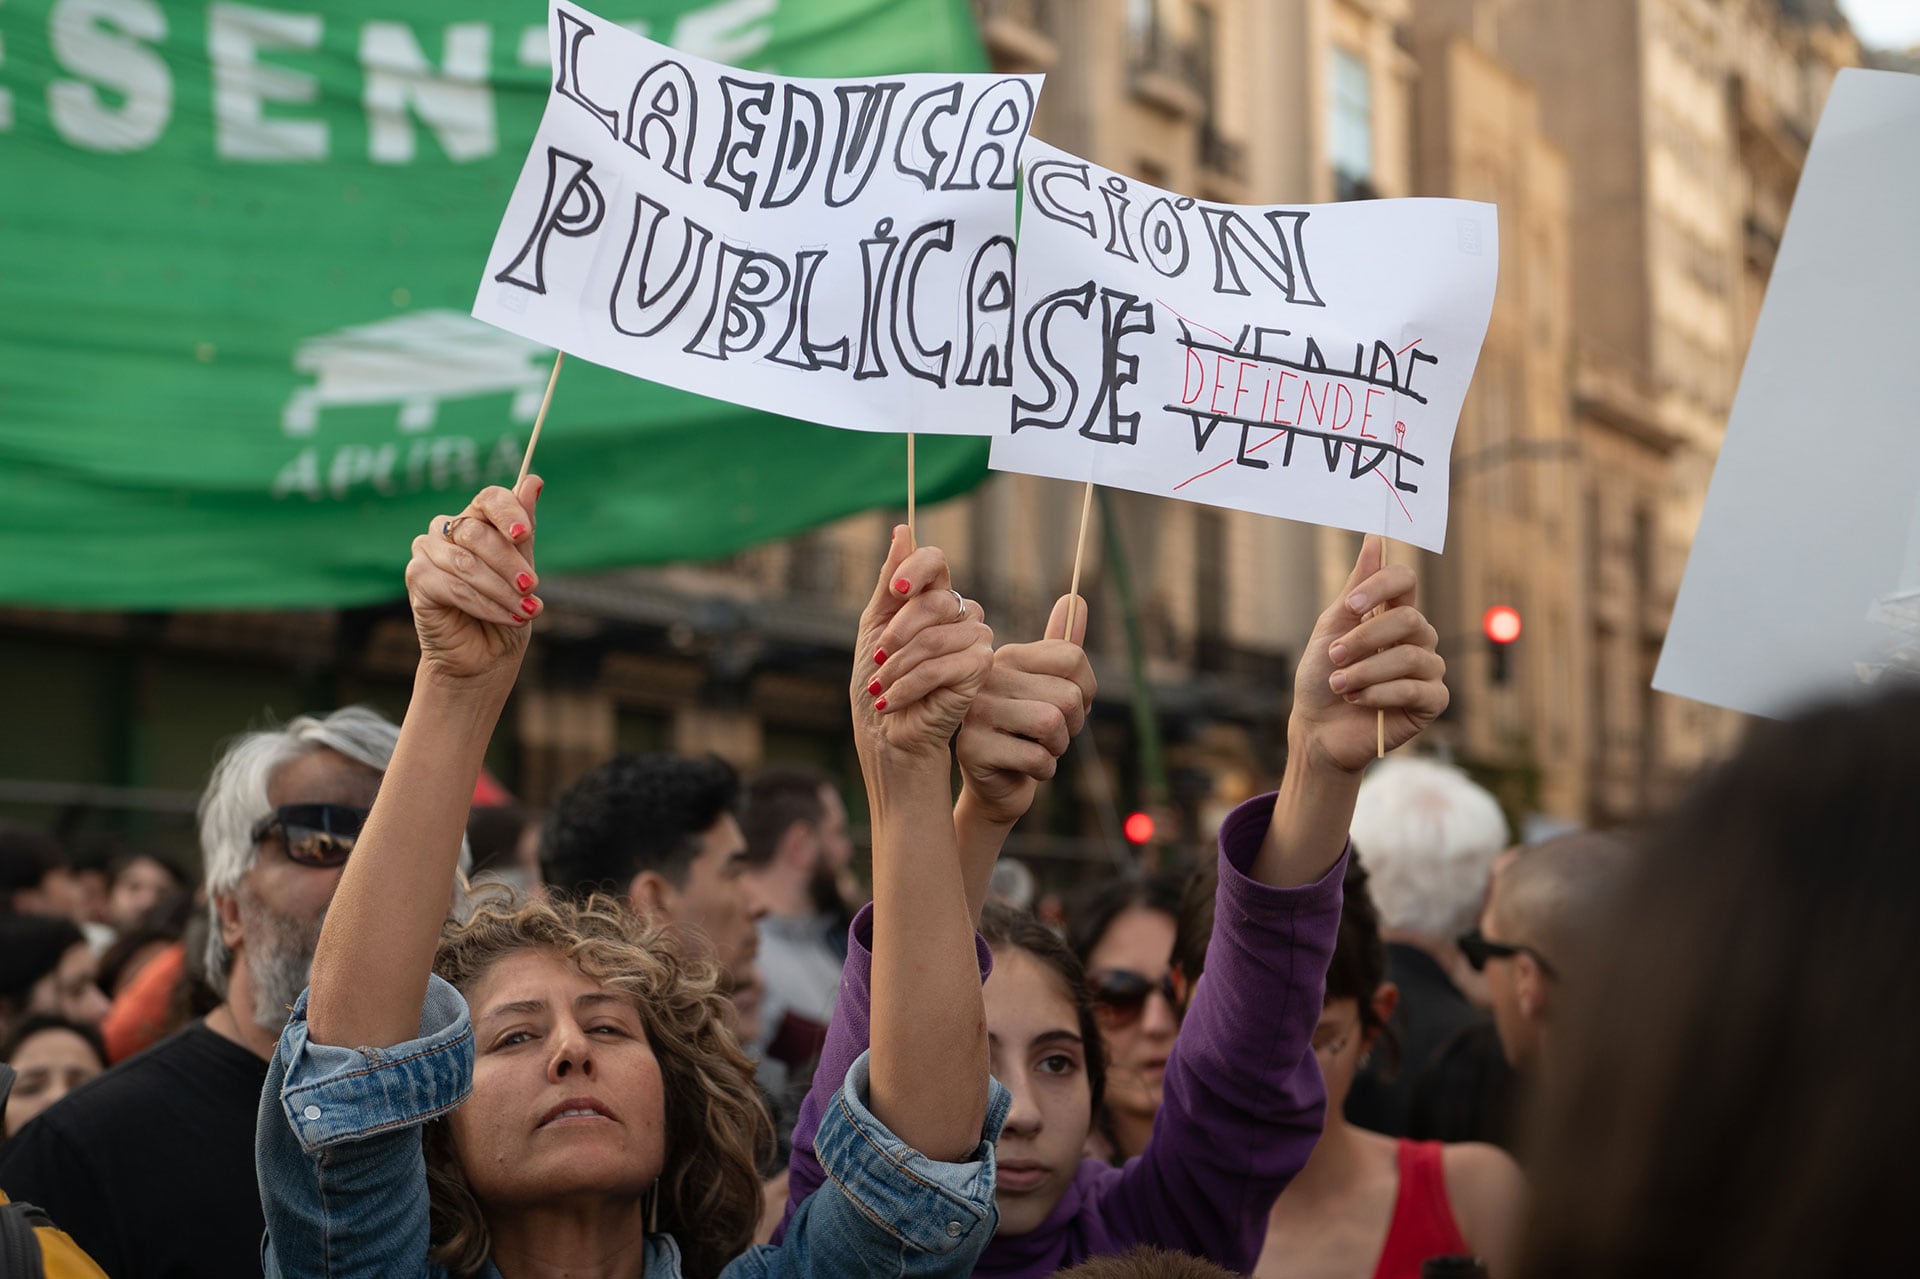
[197,707,402,994]
[1349,756,1509,940]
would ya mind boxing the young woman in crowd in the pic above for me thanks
[779,537,1452,1276]
[1066,876,1184,1163]
[255,479,1011,1279]
[1515,688,1920,1276]
[1242,855,1523,1278]
[1,1015,107,1139]
[0,915,110,1042]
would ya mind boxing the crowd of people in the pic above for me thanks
[0,476,1913,1277]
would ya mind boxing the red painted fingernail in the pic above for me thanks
[532,476,544,496]
[893,578,911,595]
[521,597,540,615]
[516,573,534,592]
[867,679,882,695]
[874,649,887,665]
[510,522,529,540]
[874,697,888,711]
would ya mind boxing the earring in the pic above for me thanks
[644,1184,660,1234]
[1358,1049,1374,1069]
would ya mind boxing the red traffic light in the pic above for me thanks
[1123,811,1156,844]
[1482,605,1522,645]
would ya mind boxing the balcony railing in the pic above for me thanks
[1128,19,1204,118]
[1200,123,1246,180]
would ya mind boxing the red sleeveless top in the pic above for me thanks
[1371,1140,1473,1279]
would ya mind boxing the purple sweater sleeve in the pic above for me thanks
[776,905,994,1241]
[1089,791,1346,1269]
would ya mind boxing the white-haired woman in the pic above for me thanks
[256,477,1010,1278]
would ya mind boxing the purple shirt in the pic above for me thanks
[780,792,1347,1276]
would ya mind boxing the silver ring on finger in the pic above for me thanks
[950,588,968,622]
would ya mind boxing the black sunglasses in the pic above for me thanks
[1088,969,1180,1025]
[250,804,370,869]
[1457,928,1559,981]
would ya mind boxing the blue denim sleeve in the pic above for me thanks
[256,975,475,1279]
[728,1050,1010,1279]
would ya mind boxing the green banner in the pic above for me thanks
[0,0,990,609]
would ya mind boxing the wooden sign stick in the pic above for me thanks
[1064,479,1095,640]
[907,433,917,540]
[515,352,565,488]
[1376,534,1389,759]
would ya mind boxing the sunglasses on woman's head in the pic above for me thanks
[1088,969,1180,1026]
[250,803,370,869]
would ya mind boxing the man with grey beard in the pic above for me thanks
[0,707,451,1278]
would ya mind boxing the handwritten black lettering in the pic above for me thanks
[496,148,606,295]
[957,235,1016,387]
[894,82,962,191]
[1140,196,1192,277]
[685,241,792,360]
[624,59,699,184]
[827,83,905,208]
[939,77,1033,191]
[608,193,713,338]
[890,219,955,386]
[1028,157,1096,238]
[1100,177,1138,263]
[1014,282,1095,431]
[553,9,619,139]
[1198,206,1325,306]
[1079,287,1155,444]
[761,84,824,210]
[705,75,774,212]
[766,248,851,371]
[854,217,900,379]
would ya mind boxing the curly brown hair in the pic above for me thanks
[422,892,771,1278]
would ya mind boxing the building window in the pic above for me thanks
[1330,47,1373,199]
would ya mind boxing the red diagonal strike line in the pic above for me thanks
[1174,336,1425,524]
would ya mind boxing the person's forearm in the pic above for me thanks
[307,666,514,1048]
[1252,726,1363,888]
[868,758,989,1162]
[952,786,1016,925]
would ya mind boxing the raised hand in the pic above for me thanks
[1290,536,1448,774]
[957,594,1096,827]
[853,525,994,765]
[404,477,543,685]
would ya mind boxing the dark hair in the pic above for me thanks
[980,903,1107,1120]
[0,826,63,907]
[94,889,195,997]
[1329,855,1396,1065]
[1175,855,1397,1065]
[1066,873,1185,969]
[0,914,87,1010]
[464,805,533,878]
[107,850,185,892]
[1054,1246,1240,1279]
[740,767,828,869]
[1,1012,107,1070]
[1516,688,1920,1277]
[541,755,740,896]
[1171,862,1216,989]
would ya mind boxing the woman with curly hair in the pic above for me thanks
[256,477,1010,1278]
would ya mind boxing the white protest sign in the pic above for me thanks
[1654,69,1920,718]
[473,0,1040,436]
[989,141,1497,551]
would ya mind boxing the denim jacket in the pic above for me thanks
[257,974,1009,1278]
